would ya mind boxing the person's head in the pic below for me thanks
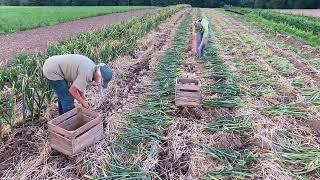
[93,63,112,89]
[194,20,203,33]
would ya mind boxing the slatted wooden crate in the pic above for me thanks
[175,78,201,107]
[48,107,103,157]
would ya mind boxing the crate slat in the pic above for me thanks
[50,108,78,125]
[48,107,104,156]
[73,122,104,154]
[49,131,73,156]
[72,114,102,137]
[176,78,199,85]
[176,84,200,91]
[175,78,202,107]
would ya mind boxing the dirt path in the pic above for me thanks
[276,9,320,17]
[0,10,186,179]
[0,9,150,65]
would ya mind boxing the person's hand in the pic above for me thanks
[197,47,202,57]
[192,48,197,56]
[81,101,89,109]
[79,91,86,99]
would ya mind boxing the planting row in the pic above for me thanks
[95,11,191,179]
[206,9,320,179]
[202,20,254,180]
[225,6,320,46]
[220,9,320,110]
[0,5,188,131]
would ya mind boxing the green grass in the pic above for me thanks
[203,145,255,179]
[302,89,320,106]
[224,6,320,47]
[0,6,147,34]
[267,57,297,77]
[309,58,320,69]
[291,76,310,88]
[248,13,320,47]
[237,63,276,87]
[199,23,245,109]
[204,115,251,134]
[252,10,320,36]
[271,129,320,176]
[259,103,307,118]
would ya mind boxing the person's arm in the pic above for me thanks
[192,35,198,55]
[199,37,207,49]
[69,83,88,108]
[79,90,85,100]
[199,20,209,50]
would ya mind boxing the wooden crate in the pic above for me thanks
[175,78,201,107]
[48,107,103,157]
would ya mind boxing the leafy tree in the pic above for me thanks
[0,0,319,8]
[254,0,265,8]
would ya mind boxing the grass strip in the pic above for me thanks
[0,6,147,35]
[259,103,306,118]
[269,129,320,177]
[203,145,255,179]
[302,89,320,106]
[271,142,320,176]
[204,115,251,134]
[267,57,297,77]
[199,20,245,109]
[224,6,320,46]
[291,76,310,88]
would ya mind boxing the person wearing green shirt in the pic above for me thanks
[192,18,209,58]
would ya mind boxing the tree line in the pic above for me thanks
[1,0,319,9]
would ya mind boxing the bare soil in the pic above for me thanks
[0,126,41,174]
[0,10,186,179]
[0,9,150,65]
[209,132,247,150]
[276,9,320,17]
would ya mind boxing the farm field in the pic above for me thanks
[1,5,320,180]
[225,6,320,47]
[0,9,149,64]
[0,6,147,35]
[277,9,320,17]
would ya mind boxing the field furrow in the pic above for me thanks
[95,9,191,180]
[0,9,150,65]
[205,8,320,179]
[220,10,320,87]
[2,5,320,180]
[0,8,188,179]
[212,10,320,107]
[228,11,320,63]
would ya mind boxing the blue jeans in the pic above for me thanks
[197,32,209,57]
[48,80,74,115]
[196,26,210,57]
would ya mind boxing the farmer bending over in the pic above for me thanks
[43,54,112,115]
[192,18,209,58]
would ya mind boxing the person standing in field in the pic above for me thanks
[192,18,210,58]
[43,54,112,115]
